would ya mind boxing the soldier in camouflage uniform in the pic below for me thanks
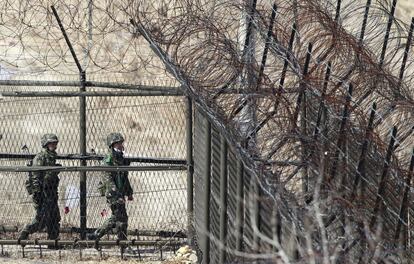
[18,134,61,241]
[88,132,133,240]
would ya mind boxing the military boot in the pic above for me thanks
[47,244,63,250]
[117,222,128,241]
[87,230,104,240]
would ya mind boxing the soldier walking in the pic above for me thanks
[88,132,133,240]
[19,134,61,243]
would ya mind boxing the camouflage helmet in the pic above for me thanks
[106,132,124,148]
[41,133,59,148]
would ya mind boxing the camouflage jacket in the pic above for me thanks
[101,151,133,200]
[30,149,59,196]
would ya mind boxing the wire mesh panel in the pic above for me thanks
[85,94,187,233]
[226,147,240,259]
[209,125,222,264]
[0,83,187,240]
[0,85,81,153]
[136,0,414,262]
[193,107,211,263]
[86,94,186,158]
[0,85,82,237]
[87,170,187,232]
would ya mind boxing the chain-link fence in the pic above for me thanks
[0,81,189,243]
[133,0,414,262]
[193,104,414,264]
[1,0,414,263]
[0,1,193,259]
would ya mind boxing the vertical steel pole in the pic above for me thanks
[334,0,342,22]
[257,3,277,89]
[354,0,395,107]
[329,84,353,182]
[379,0,398,67]
[186,97,194,244]
[246,23,297,141]
[229,0,257,119]
[202,119,211,264]
[297,44,312,193]
[293,43,312,125]
[235,160,244,252]
[219,136,228,264]
[251,174,260,254]
[79,70,87,239]
[359,0,372,43]
[370,126,398,229]
[398,18,414,85]
[352,102,377,195]
[394,148,414,244]
[50,5,87,239]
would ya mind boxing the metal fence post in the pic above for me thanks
[235,160,244,252]
[370,126,397,229]
[186,97,194,244]
[329,83,353,182]
[202,119,211,264]
[352,102,376,200]
[51,5,87,239]
[394,148,414,245]
[219,135,228,264]
[79,70,87,239]
[252,175,260,255]
[379,0,398,67]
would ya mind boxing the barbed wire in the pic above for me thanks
[0,0,413,262]
[131,0,414,262]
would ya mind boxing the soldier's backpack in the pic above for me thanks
[24,158,34,195]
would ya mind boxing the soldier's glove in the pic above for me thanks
[127,195,133,201]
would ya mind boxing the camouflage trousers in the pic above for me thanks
[94,200,128,240]
[21,193,61,239]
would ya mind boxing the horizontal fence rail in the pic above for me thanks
[0,153,186,164]
[0,165,187,172]
[0,80,182,92]
[0,225,187,238]
[1,90,184,97]
[0,239,183,248]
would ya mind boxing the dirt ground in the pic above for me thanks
[0,248,181,264]
[0,244,195,264]
[0,258,174,264]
